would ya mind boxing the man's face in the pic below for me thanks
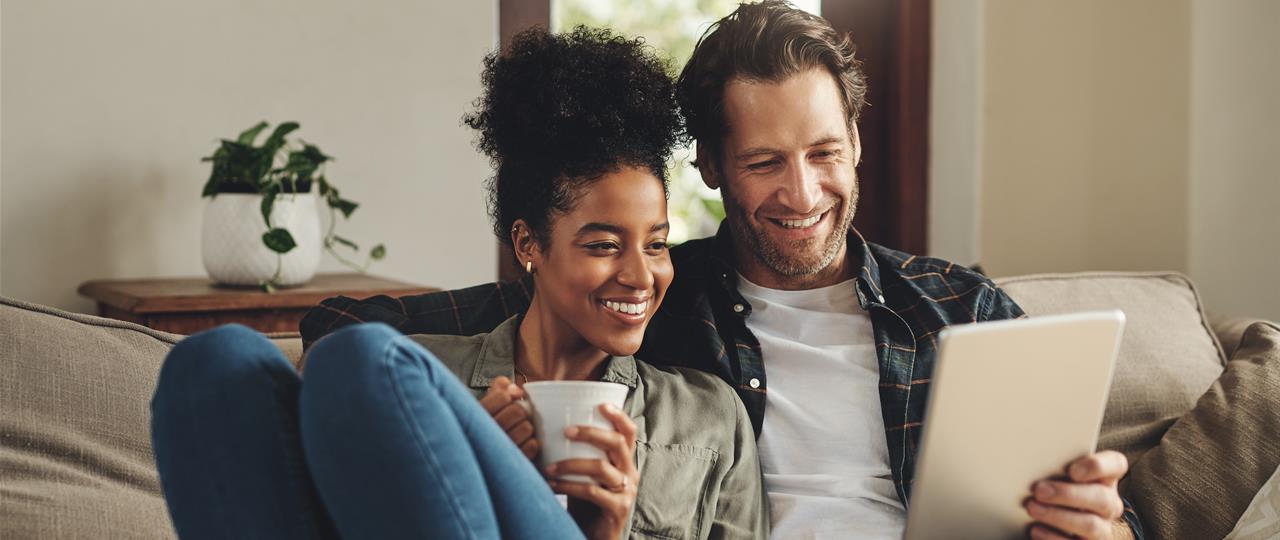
[707,67,861,285]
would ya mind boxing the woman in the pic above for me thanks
[151,27,766,540]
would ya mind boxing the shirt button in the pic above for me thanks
[877,294,886,303]
[733,304,745,313]
[748,378,761,389]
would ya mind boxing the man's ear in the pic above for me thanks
[510,219,543,272]
[695,144,721,190]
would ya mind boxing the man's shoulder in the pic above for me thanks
[868,242,994,288]
[867,242,1023,322]
[299,278,532,349]
[670,235,721,274]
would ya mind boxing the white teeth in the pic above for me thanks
[777,214,822,229]
[603,300,648,315]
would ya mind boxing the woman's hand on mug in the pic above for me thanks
[546,403,639,540]
[479,376,539,459]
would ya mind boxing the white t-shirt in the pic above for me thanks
[737,275,906,540]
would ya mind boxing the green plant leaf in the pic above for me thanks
[237,121,269,144]
[298,143,331,163]
[259,280,277,293]
[333,198,358,218]
[331,235,359,251]
[280,150,320,180]
[259,186,279,227]
[201,175,219,197]
[370,244,386,261]
[262,228,297,254]
[262,122,300,156]
[317,176,331,195]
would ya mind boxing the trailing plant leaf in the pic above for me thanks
[370,244,386,261]
[262,228,297,254]
[331,235,359,251]
[317,175,331,196]
[260,183,280,227]
[333,198,358,219]
[237,121,269,145]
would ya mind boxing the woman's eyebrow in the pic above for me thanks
[575,222,625,236]
[575,221,670,236]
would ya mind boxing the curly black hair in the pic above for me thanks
[464,26,682,246]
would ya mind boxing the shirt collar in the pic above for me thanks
[708,221,886,309]
[468,315,639,390]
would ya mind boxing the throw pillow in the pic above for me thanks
[1121,321,1280,539]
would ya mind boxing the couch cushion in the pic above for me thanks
[1,296,179,539]
[993,272,1226,464]
[1122,321,1280,540]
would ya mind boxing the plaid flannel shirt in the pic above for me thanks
[299,224,1142,537]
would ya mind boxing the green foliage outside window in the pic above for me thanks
[553,0,821,244]
[553,0,740,244]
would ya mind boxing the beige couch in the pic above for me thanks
[1,271,1276,539]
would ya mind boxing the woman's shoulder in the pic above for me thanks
[633,361,745,423]
[406,314,520,372]
[405,332,489,376]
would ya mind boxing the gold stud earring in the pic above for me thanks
[525,261,534,274]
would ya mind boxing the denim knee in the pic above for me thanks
[302,323,405,391]
[153,323,294,410]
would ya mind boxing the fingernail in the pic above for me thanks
[564,426,579,437]
[1026,501,1043,516]
[1035,482,1055,499]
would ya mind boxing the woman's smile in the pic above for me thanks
[597,296,651,325]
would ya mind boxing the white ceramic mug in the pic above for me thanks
[521,381,629,483]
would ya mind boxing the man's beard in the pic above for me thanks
[723,186,858,277]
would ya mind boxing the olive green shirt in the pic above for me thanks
[409,316,768,540]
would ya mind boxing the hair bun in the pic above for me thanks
[464,26,682,244]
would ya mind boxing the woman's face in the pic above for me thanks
[530,166,673,357]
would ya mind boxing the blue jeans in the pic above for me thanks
[151,323,583,540]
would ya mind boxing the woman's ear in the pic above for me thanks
[510,219,542,273]
[695,144,720,190]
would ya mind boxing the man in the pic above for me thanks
[302,2,1140,538]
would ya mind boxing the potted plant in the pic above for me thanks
[200,121,385,291]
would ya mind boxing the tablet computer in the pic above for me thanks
[903,310,1126,540]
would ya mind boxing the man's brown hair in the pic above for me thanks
[676,0,867,165]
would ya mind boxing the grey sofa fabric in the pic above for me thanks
[1,296,181,539]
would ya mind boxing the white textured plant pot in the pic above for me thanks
[202,192,322,287]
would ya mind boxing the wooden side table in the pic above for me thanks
[78,273,437,335]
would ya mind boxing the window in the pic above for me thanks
[552,0,820,244]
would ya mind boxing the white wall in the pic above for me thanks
[1188,0,1280,321]
[927,0,984,266]
[930,0,1279,320]
[1,0,498,312]
[978,0,1191,278]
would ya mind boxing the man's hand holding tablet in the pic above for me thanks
[1025,450,1133,539]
